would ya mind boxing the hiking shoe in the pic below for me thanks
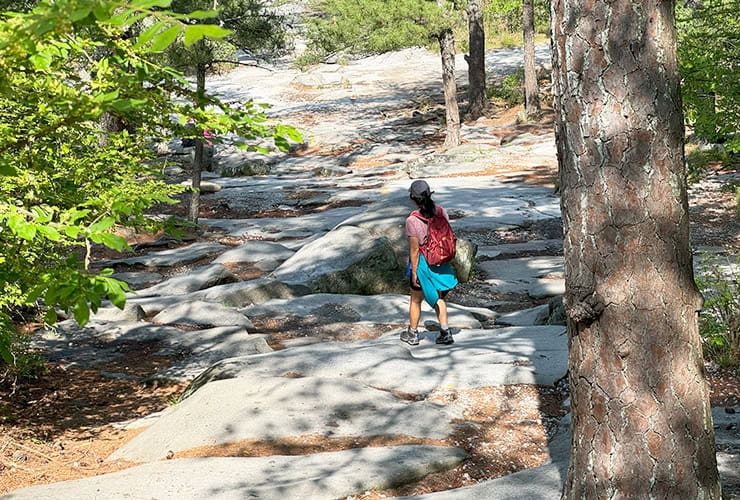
[401,328,420,346]
[436,329,454,345]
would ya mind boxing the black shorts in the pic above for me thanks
[410,278,449,299]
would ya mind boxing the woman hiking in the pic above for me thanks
[401,180,458,346]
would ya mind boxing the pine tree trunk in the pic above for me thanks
[189,61,207,224]
[551,0,722,498]
[466,0,486,120]
[439,29,461,149]
[522,0,539,117]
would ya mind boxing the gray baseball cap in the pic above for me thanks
[408,180,432,197]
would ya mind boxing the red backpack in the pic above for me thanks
[412,206,456,266]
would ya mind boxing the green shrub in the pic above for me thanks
[486,67,524,106]
[685,147,734,184]
[0,315,46,387]
[696,253,739,367]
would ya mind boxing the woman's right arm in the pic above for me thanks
[409,236,421,286]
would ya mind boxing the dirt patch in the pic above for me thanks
[0,362,185,493]
[251,315,401,346]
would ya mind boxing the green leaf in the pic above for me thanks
[12,220,37,240]
[109,98,146,112]
[66,208,91,223]
[93,5,113,21]
[89,216,116,233]
[105,280,127,309]
[70,7,92,22]
[95,89,120,103]
[44,308,58,325]
[0,341,12,366]
[31,206,53,223]
[186,10,219,20]
[100,233,130,252]
[131,0,173,8]
[111,201,133,216]
[149,25,181,52]
[0,161,17,176]
[64,226,82,238]
[274,135,290,152]
[285,127,304,143]
[183,24,231,46]
[73,298,89,326]
[134,21,166,49]
[29,53,52,70]
[37,225,61,241]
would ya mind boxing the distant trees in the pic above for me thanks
[677,0,739,152]
[305,0,464,148]
[167,0,291,222]
[551,0,722,496]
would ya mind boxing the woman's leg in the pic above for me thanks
[434,296,448,327]
[409,288,424,329]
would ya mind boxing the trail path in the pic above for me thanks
[3,45,738,499]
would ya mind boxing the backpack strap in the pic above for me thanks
[411,210,429,224]
[411,206,443,223]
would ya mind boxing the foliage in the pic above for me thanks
[0,316,47,387]
[166,0,289,75]
[685,146,736,183]
[302,0,458,63]
[486,67,524,105]
[483,0,549,44]
[696,253,740,367]
[677,0,740,153]
[0,0,299,373]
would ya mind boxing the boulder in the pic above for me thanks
[105,242,226,268]
[336,199,410,267]
[545,296,566,325]
[180,180,222,193]
[213,241,295,265]
[271,225,404,295]
[450,238,477,283]
[188,278,309,307]
[152,301,255,330]
[110,271,163,290]
[212,149,275,177]
[92,303,146,322]
[134,263,238,297]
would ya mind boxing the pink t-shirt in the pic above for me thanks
[405,206,449,245]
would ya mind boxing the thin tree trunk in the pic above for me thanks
[466,0,486,120]
[439,29,461,149]
[551,0,722,498]
[522,0,539,117]
[189,61,207,224]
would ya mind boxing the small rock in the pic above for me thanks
[166,450,175,460]
[11,451,28,462]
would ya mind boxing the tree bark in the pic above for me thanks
[438,29,461,149]
[189,61,207,224]
[522,0,539,117]
[550,0,722,498]
[466,0,486,120]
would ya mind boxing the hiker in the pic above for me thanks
[402,179,458,346]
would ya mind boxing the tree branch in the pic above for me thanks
[210,59,273,71]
